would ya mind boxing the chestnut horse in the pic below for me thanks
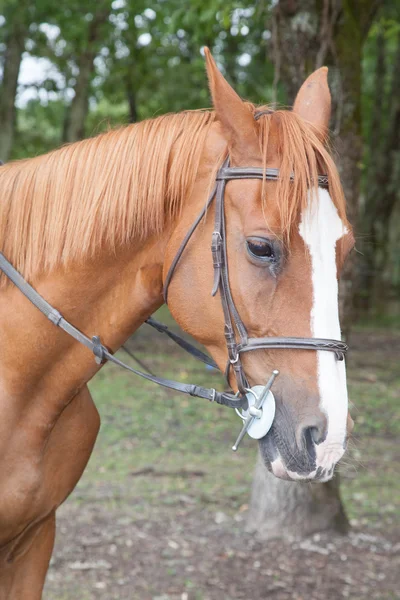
[0,50,354,597]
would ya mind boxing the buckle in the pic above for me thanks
[211,231,222,253]
[92,336,107,365]
[230,353,239,365]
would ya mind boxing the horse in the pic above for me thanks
[0,48,354,598]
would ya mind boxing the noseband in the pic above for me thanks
[0,152,348,450]
[163,157,347,400]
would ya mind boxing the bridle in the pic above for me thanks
[160,155,348,448]
[163,157,347,392]
[0,148,348,450]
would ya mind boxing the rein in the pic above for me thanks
[0,253,244,410]
[0,155,348,450]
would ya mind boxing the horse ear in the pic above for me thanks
[204,47,260,163]
[293,67,331,141]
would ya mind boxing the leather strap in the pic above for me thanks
[254,109,274,120]
[211,159,249,393]
[0,155,347,418]
[163,158,347,398]
[145,316,218,369]
[163,165,329,303]
[163,183,217,302]
[238,337,348,361]
[0,252,247,410]
[217,167,329,189]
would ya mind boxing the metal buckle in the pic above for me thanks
[92,336,107,365]
[211,231,222,252]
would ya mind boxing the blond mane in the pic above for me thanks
[0,106,346,285]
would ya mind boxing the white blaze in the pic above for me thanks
[299,189,348,469]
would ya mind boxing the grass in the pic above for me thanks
[81,357,256,513]
[73,306,400,528]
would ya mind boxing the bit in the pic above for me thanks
[232,370,279,451]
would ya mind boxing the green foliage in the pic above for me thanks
[359,4,400,307]
[2,0,276,153]
[0,0,399,310]
[13,97,64,158]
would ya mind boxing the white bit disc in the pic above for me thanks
[244,385,276,440]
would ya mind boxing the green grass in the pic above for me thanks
[82,360,257,513]
[78,306,257,514]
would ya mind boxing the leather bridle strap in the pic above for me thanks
[0,252,248,410]
[238,337,347,361]
[163,182,217,302]
[217,167,329,189]
[0,157,348,418]
[145,316,218,368]
[211,158,249,393]
[163,158,348,399]
[163,165,330,296]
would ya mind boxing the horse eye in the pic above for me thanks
[246,238,275,260]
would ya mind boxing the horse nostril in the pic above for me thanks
[296,415,328,450]
[309,426,324,444]
[301,425,326,460]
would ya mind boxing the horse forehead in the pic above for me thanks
[299,188,347,246]
[232,179,282,228]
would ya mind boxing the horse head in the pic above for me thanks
[165,50,354,482]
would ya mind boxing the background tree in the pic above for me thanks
[359,8,400,313]
[0,6,28,160]
[246,0,380,540]
[0,0,55,159]
[60,1,112,142]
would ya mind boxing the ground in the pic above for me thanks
[43,310,400,600]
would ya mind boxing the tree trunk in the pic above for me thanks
[247,0,376,540]
[357,28,386,311]
[0,17,27,161]
[247,454,349,539]
[126,72,138,123]
[361,31,400,313]
[332,1,378,331]
[63,52,95,143]
[63,8,110,143]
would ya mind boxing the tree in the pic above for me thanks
[0,3,30,160]
[0,0,61,159]
[62,2,112,143]
[359,10,400,312]
[247,455,348,539]
[247,0,378,540]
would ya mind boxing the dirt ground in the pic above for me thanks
[45,501,399,600]
[43,322,400,600]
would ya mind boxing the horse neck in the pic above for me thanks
[0,121,223,397]
[45,237,169,349]
[0,233,168,401]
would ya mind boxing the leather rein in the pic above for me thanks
[0,156,348,423]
